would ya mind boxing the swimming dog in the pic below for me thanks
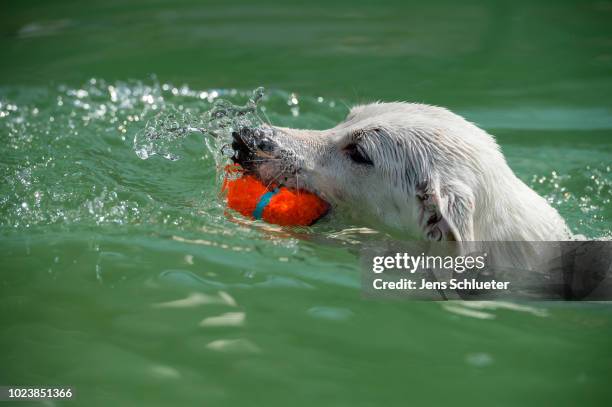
[232,102,570,241]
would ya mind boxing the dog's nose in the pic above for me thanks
[231,129,250,154]
[255,134,275,153]
[231,130,253,167]
[231,127,276,168]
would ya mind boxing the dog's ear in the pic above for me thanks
[416,179,475,241]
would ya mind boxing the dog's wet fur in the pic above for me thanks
[232,102,570,241]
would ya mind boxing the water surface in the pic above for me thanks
[1,1,611,406]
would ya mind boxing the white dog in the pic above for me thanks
[232,102,570,241]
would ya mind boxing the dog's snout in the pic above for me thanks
[231,128,278,168]
[255,135,275,153]
[231,130,254,167]
[231,130,248,153]
[233,128,276,151]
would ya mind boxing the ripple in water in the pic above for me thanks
[530,165,612,238]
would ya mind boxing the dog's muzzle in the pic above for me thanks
[231,127,277,170]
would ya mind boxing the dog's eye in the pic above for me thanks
[344,143,373,166]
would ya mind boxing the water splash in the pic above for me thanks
[133,87,266,162]
[0,79,345,232]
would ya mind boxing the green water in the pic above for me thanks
[1,0,612,406]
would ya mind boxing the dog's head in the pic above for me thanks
[232,102,509,241]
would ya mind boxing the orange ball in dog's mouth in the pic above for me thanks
[222,165,329,226]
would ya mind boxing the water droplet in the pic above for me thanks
[221,144,235,158]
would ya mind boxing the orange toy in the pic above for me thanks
[222,165,328,226]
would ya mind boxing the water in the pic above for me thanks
[1,1,612,406]
[133,86,266,162]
